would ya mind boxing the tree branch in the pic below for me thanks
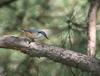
[0,36,100,76]
[0,0,16,7]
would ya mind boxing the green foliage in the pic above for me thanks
[0,0,98,76]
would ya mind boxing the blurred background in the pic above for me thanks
[0,0,100,76]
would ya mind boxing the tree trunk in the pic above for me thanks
[87,0,100,57]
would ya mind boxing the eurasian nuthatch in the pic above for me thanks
[22,29,48,41]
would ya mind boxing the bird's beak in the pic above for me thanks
[45,35,49,39]
[43,32,49,39]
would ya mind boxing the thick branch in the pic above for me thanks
[87,0,100,57]
[0,36,100,76]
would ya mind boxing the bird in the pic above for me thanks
[21,28,48,42]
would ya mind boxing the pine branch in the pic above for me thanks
[0,36,100,76]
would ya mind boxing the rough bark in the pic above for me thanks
[87,0,100,57]
[0,36,100,76]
